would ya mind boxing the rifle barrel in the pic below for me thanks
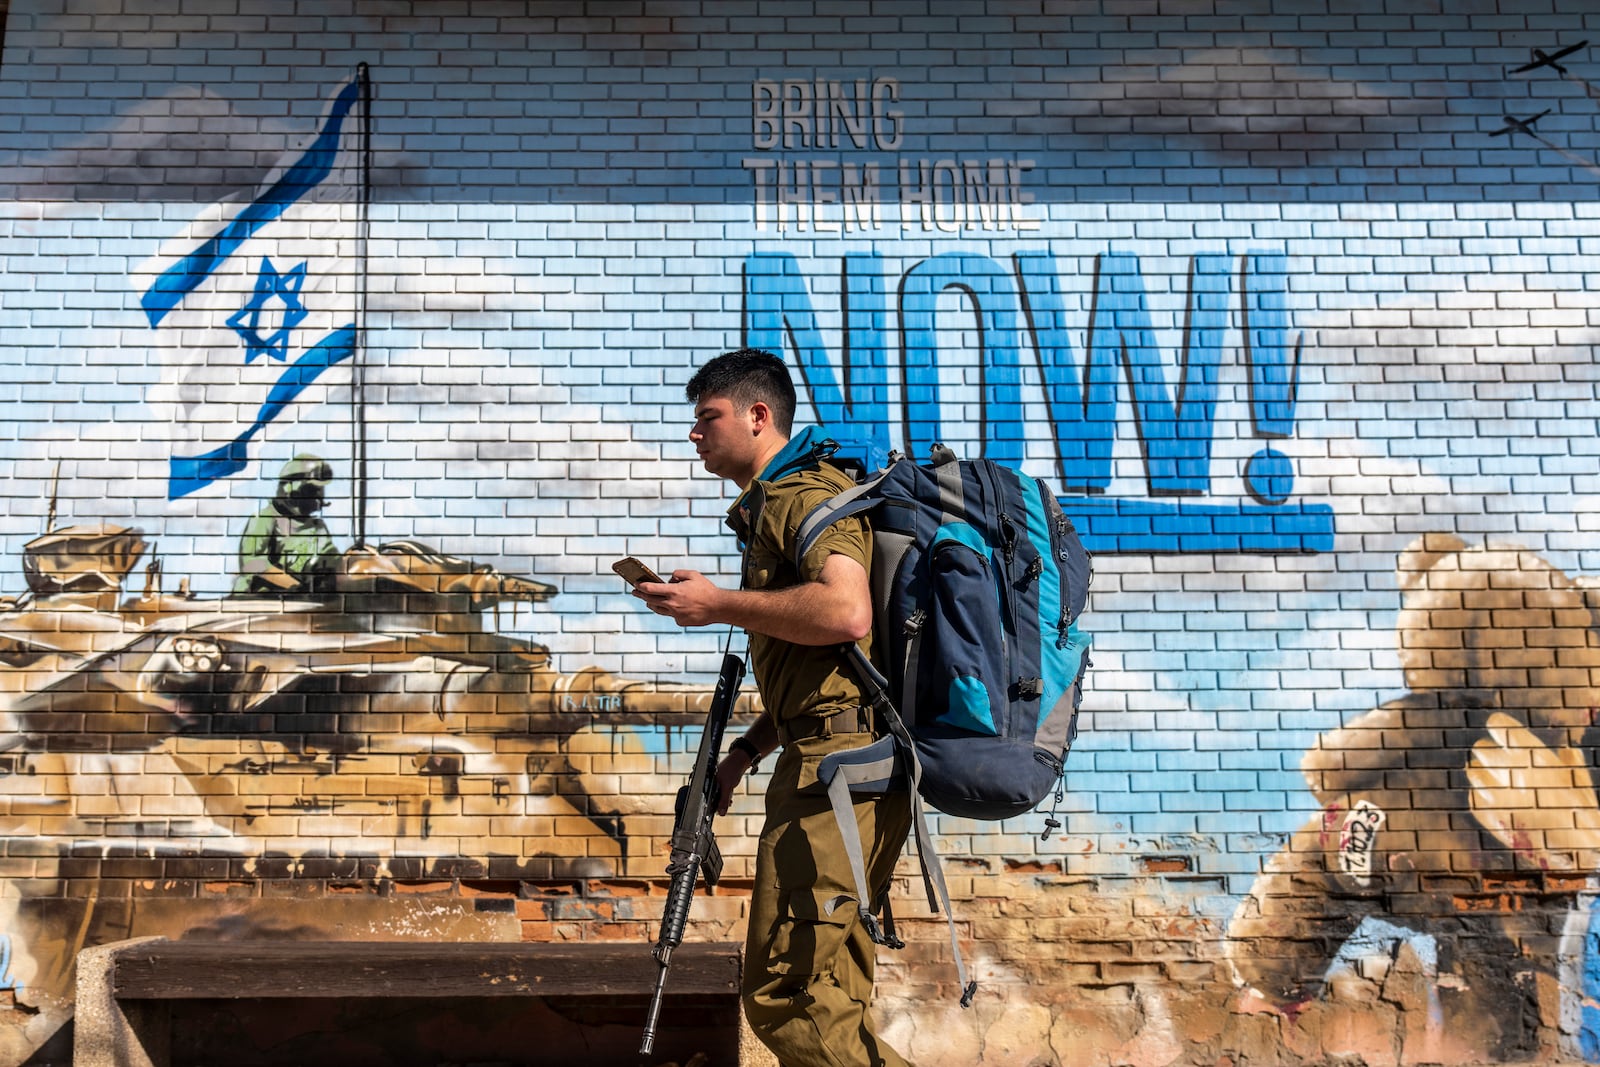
[638,652,744,1054]
[639,948,672,1056]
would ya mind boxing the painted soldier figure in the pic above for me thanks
[232,454,341,597]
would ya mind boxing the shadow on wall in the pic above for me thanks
[1227,533,1600,1060]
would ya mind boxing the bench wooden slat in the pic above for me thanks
[110,941,742,1000]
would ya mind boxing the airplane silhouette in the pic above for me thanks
[1489,109,1553,138]
[1510,41,1587,75]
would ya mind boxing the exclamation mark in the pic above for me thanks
[1240,253,1304,506]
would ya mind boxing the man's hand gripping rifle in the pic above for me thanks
[639,651,745,1057]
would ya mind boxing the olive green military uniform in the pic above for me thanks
[232,455,341,596]
[730,437,913,1067]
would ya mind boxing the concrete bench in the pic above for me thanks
[76,938,771,1067]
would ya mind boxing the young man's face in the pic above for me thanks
[689,393,764,485]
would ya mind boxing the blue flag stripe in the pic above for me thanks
[167,324,357,500]
[141,78,361,328]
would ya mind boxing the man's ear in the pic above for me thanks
[748,400,772,434]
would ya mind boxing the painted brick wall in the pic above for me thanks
[2,2,1600,1064]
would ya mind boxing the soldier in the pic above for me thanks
[636,349,911,1067]
[232,454,341,597]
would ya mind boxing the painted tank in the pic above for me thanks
[0,527,746,881]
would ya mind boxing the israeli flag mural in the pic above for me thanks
[132,70,368,500]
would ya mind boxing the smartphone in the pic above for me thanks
[612,556,664,588]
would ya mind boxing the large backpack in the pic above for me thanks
[795,443,1093,1003]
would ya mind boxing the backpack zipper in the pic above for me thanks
[999,512,1018,568]
[1052,508,1077,646]
[974,463,1019,735]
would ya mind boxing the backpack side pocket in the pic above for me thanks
[924,522,1006,737]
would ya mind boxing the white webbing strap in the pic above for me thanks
[820,648,980,1007]
[822,739,904,942]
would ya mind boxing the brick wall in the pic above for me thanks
[2,1,1600,1064]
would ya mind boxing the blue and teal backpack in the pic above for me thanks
[795,443,1094,1004]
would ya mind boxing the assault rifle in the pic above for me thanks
[640,651,745,1057]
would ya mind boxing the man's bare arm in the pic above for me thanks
[636,553,871,647]
[713,710,779,815]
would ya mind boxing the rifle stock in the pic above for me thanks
[640,651,744,1057]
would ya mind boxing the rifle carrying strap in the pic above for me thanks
[818,643,978,1007]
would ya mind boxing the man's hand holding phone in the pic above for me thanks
[614,557,724,627]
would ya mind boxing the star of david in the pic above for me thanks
[226,257,310,364]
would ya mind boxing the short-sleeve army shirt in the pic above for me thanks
[726,442,872,729]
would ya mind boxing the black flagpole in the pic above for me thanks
[353,62,372,548]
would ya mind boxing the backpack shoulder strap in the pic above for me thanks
[792,463,897,568]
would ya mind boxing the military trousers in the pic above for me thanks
[742,732,914,1067]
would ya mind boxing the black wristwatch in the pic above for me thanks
[728,735,763,772]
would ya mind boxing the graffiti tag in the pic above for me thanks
[1339,800,1386,886]
[562,693,622,712]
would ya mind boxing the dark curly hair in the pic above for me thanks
[685,348,797,436]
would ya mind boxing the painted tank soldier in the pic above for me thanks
[232,453,341,596]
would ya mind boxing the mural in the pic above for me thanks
[1226,534,1600,1059]
[0,464,756,1047]
[743,248,1335,554]
[0,2,1599,1064]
